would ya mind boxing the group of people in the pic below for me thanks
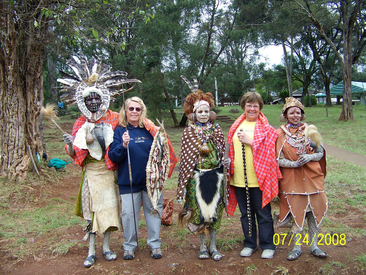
[177,88,327,262]
[58,57,328,268]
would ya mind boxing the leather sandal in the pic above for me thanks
[103,251,117,261]
[210,250,223,261]
[198,250,210,259]
[287,249,302,261]
[83,255,96,268]
[311,248,327,258]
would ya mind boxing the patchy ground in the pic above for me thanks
[1,122,366,275]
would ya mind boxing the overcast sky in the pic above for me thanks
[258,45,284,67]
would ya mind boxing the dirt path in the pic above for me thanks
[324,143,366,167]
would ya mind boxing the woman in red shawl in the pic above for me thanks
[227,92,282,259]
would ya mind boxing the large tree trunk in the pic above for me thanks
[339,1,355,121]
[339,63,354,121]
[0,1,46,180]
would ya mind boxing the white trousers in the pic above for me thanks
[120,190,163,251]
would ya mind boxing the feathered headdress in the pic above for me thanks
[57,55,141,122]
[181,75,216,122]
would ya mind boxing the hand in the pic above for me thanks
[122,131,130,148]
[298,151,323,165]
[237,129,253,147]
[223,158,231,168]
[278,158,302,168]
[63,133,73,145]
[297,154,313,165]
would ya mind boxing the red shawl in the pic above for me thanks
[226,112,282,215]
[65,110,119,170]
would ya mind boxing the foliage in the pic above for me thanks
[303,95,317,107]
[278,90,289,103]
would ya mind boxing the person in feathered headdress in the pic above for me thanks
[58,55,141,268]
[276,97,328,261]
[177,76,229,261]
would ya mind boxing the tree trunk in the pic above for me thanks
[160,73,178,126]
[319,68,332,107]
[339,65,354,121]
[282,41,293,97]
[0,1,46,180]
[339,1,355,121]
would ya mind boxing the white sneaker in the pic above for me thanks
[261,249,275,259]
[240,247,257,257]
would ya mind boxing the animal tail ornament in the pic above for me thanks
[178,204,192,228]
[146,119,170,217]
[305,124,322,148]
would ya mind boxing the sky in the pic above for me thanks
[257,45,284,67]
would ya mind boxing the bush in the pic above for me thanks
[303,95,317,107]
[279,90,289,103]
[212,107,221,114]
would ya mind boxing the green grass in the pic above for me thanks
[356,253,366,273]
[319,262,347,274]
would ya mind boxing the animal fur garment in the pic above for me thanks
[73,122,114,161]
[146,120,170,215]
[305,124,322,148]
[194,167,224,224]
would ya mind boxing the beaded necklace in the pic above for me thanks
[192,122,213,170]
[284,123,311,155]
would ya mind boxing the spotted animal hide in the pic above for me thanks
[194,166,223,224]
[146,121,170,215]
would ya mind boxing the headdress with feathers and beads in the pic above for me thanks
[57,55,141,122]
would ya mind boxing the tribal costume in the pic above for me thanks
[70,110,121,234]
[177,76,228,261]
[177,122,226,229]
[276,123,328,229]
[58,55,141,268]
[276,97,328,261]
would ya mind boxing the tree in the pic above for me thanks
[297,0,366,121]
[291,40,319,106]
[0,0,148,180]
[0,1,55,180]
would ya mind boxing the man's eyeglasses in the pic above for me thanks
[128,107,142,112]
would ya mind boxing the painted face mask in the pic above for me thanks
[84,92,102,113]
[195,104,210,124]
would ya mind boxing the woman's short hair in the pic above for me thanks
[119,96,147,127]
[240,92,264,111]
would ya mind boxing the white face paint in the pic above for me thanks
[195,105,210,124]
[286,106,302,125]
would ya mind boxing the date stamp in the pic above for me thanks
[273,233,347,246]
